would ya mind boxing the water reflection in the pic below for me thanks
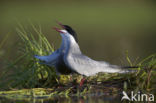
[0,94,121,103]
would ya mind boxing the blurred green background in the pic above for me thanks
[0,0,156,67]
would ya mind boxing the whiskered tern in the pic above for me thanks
[54,27,136,76]
[35,23,136,76]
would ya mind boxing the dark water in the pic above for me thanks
[0,94,121,103]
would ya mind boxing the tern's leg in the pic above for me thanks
[79,77,86,87]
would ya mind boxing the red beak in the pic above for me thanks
[53,27,65,33]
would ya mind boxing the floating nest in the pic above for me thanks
[0,73,131,100]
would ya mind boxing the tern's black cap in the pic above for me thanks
[63,25,78,43]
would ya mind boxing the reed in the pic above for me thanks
[0,24,57,89]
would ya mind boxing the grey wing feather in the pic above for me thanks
[34,49,60,66]
[64,53,131,76]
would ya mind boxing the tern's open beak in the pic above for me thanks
[53,27,65,33]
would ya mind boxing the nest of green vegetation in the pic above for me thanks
[0,24,156,100]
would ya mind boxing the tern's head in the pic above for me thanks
[62,25,78,43]
[55,22,78,43]
[53,27,77,45]
[53,22,81,53]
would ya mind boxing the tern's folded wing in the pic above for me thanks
[64,53,127,76]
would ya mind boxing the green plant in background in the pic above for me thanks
[123,53,156,97]
[134,54,156,91]
[0,24,57,89]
